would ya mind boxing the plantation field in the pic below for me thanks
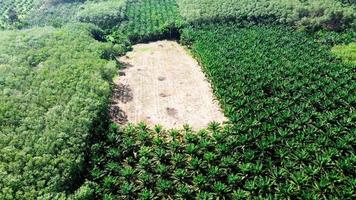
[84,24,356,199]
[0,0,128,30]
[177,0,356,30]
[179,24,356,197]
[25,0,85,27]
[78,0,127,30]
[0,0,355,199]
[0,0,38,29]
[115,0,183,42]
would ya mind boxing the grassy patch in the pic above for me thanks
[332,43,356,65]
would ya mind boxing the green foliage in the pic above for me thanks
[331,42,356,64]
[0,23,117,199]
[25,0,128,29]
[1,0,355,199]
[105,30,132,55]
[177,0,356,31]
[0,0,40,29]
[339,0,356,5]
[312,28,355,46]
[88,119,355,198]
[115,0,184,42]
[26,0,85,28]
[72,181,97,200]
[77,0,127,30]
[181,24,354,132]
[184,24,353,198]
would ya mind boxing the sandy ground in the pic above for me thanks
[110,40,226,129]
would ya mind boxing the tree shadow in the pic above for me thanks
[109,105,128,124]
[119,61,134,70]
[112,83,133,103]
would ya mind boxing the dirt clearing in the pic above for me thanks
[111,40,226,129]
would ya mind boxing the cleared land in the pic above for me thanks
[111,40,226,129]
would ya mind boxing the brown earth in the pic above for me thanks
[110,40,226,130]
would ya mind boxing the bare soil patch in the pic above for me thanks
[111,40,226,129]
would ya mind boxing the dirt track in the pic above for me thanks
[111,40,226,129]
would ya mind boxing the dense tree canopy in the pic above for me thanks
[177,0,356,31]
[0,23,117,199]
[77,0,127,30]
